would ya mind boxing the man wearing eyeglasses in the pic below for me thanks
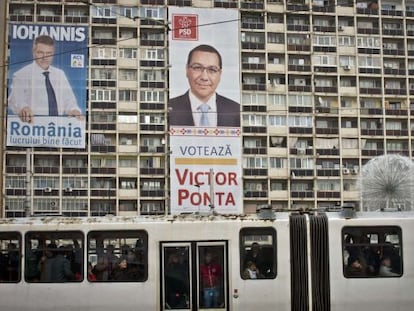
[169,44,240,127]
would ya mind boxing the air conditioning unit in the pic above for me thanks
[351,168,359,174]
[343,65,351,70]
[343,168,350,175]
[298,148,306,155]
[338,25,345,31]
[44,187,52,193]
[65,187,73,192]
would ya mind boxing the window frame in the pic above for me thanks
[240,227,277,280]
[342,226,403,278]
[87,230,148,282]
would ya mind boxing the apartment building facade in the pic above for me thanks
[2,0,414,217]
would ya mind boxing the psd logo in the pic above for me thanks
[172,14,198,41]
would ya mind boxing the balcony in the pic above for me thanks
[317,191,341,198]
[289,127,313,134]
[243,168,268,176]
[316,169,340,177]
[361,149,384,156]
[360,129,383,136]
[315,127,339,135]
[291,190,314,198]
[243,147,267,155]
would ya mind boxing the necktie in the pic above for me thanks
[43,71,58,116]
[198,103,210,126]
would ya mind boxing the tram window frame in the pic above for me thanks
[240,227,277,280]
[87,230,148,282]
[0,232,21,283]
[342,226,403,278]
[25,231,84,283]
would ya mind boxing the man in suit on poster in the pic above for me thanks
[8,35,83,124]
[169,44,240,127]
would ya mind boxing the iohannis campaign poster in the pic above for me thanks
[168,7,242,215]
[7,23,87,149]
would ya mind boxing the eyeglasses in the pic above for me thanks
[188,64,221,75]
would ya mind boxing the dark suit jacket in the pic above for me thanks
[169,91,240,127]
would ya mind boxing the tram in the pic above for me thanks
[0,209,413,311]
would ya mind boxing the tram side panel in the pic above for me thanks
[328,215,414,311]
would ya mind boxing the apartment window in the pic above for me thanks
[387,141,404,151]
[269,115,287,126]
[93,29,114,39]
[386,121,402,130]
[91,47,117,59]
[290,158,314,169]
[141,202,163,214]
[140,70,164,81]
[118,114,138,124]
[313,55,336,66]
[119,158,137,168]
[288,95,312,107]
[6,176,25,189]
[91,68,116,80]
[338,36,355,46]
[140,113,164,125]
[268,94,286,107]
[120,7,138,19]
[119,90,137,102]
[267,33,284,44]
[244,157,268,169]
[91,158,116,169]
[90,89,116,101]
[120,135,136,145]
[288,116,313,127]
[317,181,340,191]
[141,137,162,148]
[91,112,116,123]
[141,30,164,41]
[62,199,88,213]
[359,55,381,68]
[140,6,165,19]
[313,35,336,47]
[291,182,312,191]
[120,179,137,189]
[92,6,115,18]
[33,177,59,189]
[6,155,25,167]
[119,48,137,59]
[140,91,165,102]
[142,48,165,60]
[357,36,381,48]
[241,32,265,43]
[242,115,266,126]
[141,181,162,190]
[270,180,287,191]
[244,138,265,148]
[269,157,287,168]
[119,69,137,81]
[339,56,355,67]
[242,93,266,105]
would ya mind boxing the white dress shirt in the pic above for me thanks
[8,62,80,117]
[189,91,218,127]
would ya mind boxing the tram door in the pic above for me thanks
[161,241,228,311]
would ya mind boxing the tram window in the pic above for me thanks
[342,226,402,278]
[25,231,84,282]
[240,227,276,279]
[87,230,148,282]
[0,232,21,283]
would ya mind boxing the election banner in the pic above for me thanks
[168,7,241,215]
[7,23,88,148]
